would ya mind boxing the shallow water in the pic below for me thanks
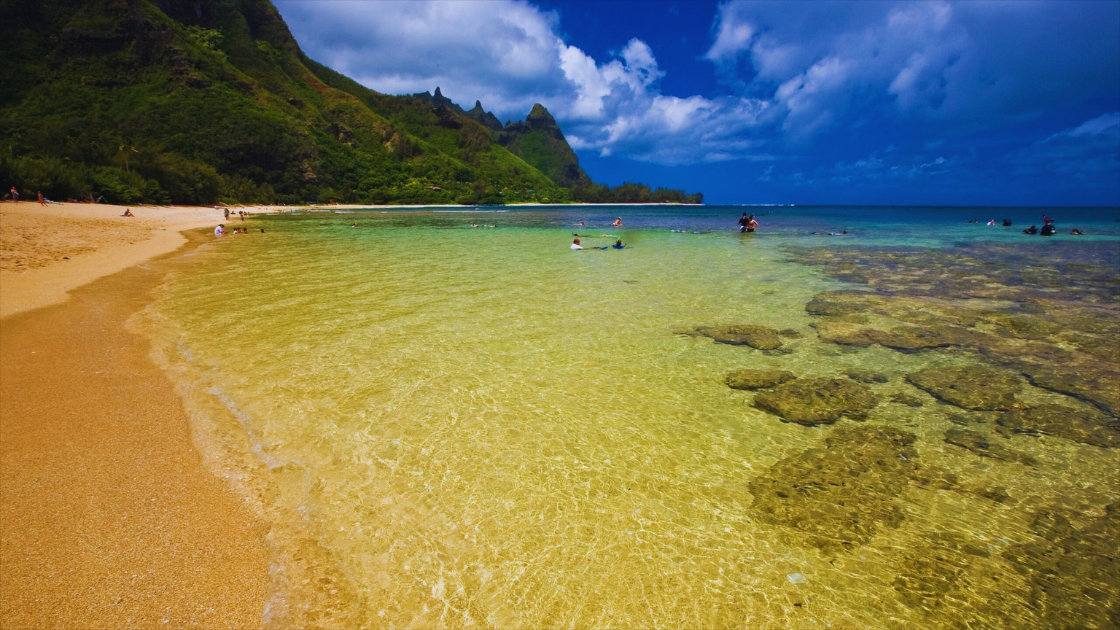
[145,206,1119,628]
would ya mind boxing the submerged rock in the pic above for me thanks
[805,290,880,316]
[906,366,1022,411]
[753,377,878,425]
[696,325,784,350]
[889,393,924,407]
[1022,366,1120,418]
[1001,502,1120,629]
[943,428,1038,466]
[846,369,889,384]
[995,404,1120,448]
[725,369,796,391]
[748,425,918,552]
[813,321,970,353]
[892,532,991,611]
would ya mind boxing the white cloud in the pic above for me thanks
[275,0,774,165]
[705,0,1120,134]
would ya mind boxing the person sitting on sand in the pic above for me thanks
[571,238,583,250]
[612,217,622,227]
[612,239,624,249]
[215,224,226,236]
[122,209,134,217]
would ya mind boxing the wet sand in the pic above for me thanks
[0,228,271,628]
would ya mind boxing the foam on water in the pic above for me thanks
[146,206,1120,628]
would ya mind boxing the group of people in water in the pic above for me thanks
[214,224,262,235]
[970,215,1082,236]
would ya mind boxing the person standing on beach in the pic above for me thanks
[37,191,46,206]
[9,187,17,202]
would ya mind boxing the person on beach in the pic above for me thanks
[215,224,226,236]
[612,239,625,249]
[571,238,583,250]
[9,187,17,202]
[37,191,46,206]
[223,207,230,220]
[612,217,622,227]
[122,209,134,217]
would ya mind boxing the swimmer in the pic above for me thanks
[987,219,997,226]
[1023,225,1038,235]
[351,223,357,228]
[612,239,624,249]
[571,238,583,250]
[612,217,622,227]
[1070,228,1083,235]
[578,221,585,226]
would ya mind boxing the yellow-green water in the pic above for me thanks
[142,210,1119,629]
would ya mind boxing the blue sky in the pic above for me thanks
[274,1,1120,206]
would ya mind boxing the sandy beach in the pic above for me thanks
[1,202,274,628]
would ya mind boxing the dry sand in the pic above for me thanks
[1,203,276,628]
[0,202,276,319]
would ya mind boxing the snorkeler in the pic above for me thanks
[612,239,624,249]
[1040,216,1057,236]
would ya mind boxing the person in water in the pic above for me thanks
[571,238,583,250]
[1040,216,1057,236]
[612,239,624,249]
[612,217,622,227]
[1023,225,1038,235]
[1002,219,1012,226]
[1070,228,1083,235]
[737,213,750,232]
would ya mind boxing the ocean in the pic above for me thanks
[140,205,1120,628]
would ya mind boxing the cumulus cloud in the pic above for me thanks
[704,0,1120,133]
[275,0,773,164]
[274,0,1119,173]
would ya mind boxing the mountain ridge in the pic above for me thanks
[0,0,702,206]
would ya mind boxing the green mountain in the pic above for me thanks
[0,0,701,206]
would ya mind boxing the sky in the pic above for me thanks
[273,0,1120,206]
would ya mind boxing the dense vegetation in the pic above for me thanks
[0,0,701,206]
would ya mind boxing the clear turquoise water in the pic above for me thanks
[143,205,1120,629]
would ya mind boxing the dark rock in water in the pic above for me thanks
[1001,502,1120,629]
[753,377,878,425]
[892,532,991,611]
[890,393,924,407]
[748,425,918,552]
[907,366,1022,411]
[944,428,1038,466]
[696,325,783,350]
[805,290,880,316]
[813,321,970,353]
[778,328,803,338]
[725,369,796,391]
[1021,366,1120,418]
[846,369,889,384]
[995,404,1120,448]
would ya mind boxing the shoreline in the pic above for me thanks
[0,202,281,319]
[1,212,273,627]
